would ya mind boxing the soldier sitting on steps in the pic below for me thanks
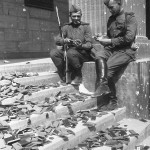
[50,5,92,85]
[91,0,138,110]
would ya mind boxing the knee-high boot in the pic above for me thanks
[56,65,66,83]
[92,57,110,97]
[106,78,118,110]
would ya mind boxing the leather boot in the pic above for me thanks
[56,65,66,84]
[71,68,82,85]
[106,79,118,110]
[106,95,118,110]
[92,58,110,97]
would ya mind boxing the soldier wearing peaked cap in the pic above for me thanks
[91,0,138,110]
[50,5,92,85]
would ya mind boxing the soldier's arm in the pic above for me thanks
[55,25,68,46]
[81,25,92,50]
[111,15,137,47]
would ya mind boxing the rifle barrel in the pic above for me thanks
[55,6,70,84]
[56,6,61,26]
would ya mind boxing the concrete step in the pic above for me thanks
[119,118,150,150]
[9,96,97,130]
[0,58,56,74]
[37,107,126,150]
[136,136,150,150]
[13,72,59,85]
[0,58,42,65]
[90,118,150,150]
[1,84,76,105]
[0,81,97,131]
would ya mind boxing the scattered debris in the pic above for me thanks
[68,125,139,150]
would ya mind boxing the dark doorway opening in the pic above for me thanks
[146,0,150,39]
[24,0,54,11]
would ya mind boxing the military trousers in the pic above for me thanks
[91,45,135,98]
[50,47,90,74]
[91,45,134,80]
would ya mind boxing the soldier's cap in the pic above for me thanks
[69,5,82,15]
[104,0,123,6]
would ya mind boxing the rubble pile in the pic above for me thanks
[0,120,75,150]
[0,92,87,122]
[68,125,139,150]
[0,103,145,150]
[0,91,89,150]
[0,101,112,150]
[0,69,149,150]
[0,71,88,149]
[0,72,60,102]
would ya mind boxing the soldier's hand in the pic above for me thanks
[93,34,107,41]
[64,38,71,44]
[93,33,101,40]
[56,45,63,50]
[96,36,104,41]
[73,39,82,48]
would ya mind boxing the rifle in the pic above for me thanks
[56,6,70,84]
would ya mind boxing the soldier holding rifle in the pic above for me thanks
[50,5,92,85]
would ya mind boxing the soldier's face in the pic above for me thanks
[107,0,121,16]
[71,12,82,25]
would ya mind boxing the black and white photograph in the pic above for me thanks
[0,0,149,150]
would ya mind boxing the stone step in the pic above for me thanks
[136,136,150,150]
[0,58,56,74]
[0,80,97,131]
[119,118,150,150]
[13,72,59,85]
[9,96,97,130]
[1,85,76,105]
[91,118,150,150]
[37,107,126,150]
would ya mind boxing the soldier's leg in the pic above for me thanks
[106,52,134,110]
[91,46,111,97]
[67,48,89,85]
[50,48,65,82]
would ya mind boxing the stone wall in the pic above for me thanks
[82,60,150,119]
[117,60,150,119]
[0,0,69,59]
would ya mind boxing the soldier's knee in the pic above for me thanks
[67,49,78,58]
[49,49,55,58]
[50,48,61,58]
[67,50,74,58]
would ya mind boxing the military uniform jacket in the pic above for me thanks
[55,22,92,51]
[106,10,138,59]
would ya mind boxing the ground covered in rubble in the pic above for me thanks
[0,72,150,150]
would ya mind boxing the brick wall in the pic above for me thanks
[0,0,69,59]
